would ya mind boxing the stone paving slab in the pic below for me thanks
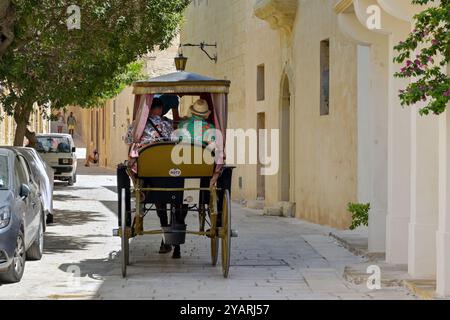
[0,165,418,300]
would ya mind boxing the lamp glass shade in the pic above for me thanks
[175,55,188,71]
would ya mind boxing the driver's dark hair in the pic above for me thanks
[150,97,164,110]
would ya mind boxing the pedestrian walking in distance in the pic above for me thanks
[67,112,77,137]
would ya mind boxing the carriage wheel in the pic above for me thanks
[221,190,231,278]
[121,189,129,278]
[209,198,219,266]
[199,204,206,232]
[211,237,219,266]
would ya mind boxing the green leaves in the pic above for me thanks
[394,0,450,115]
[0,0,190,130]
[347,202,370,230]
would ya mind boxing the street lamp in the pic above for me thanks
[174,42,218,72]
[174,52,188,71]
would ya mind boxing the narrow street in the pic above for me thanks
[0,163,418,300]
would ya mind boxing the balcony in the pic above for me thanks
[253,0,298,35]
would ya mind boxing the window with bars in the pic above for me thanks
[113,100,117,128]
[257,64,265,101]
[320,39,330,116]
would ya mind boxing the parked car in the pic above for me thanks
[35,134,77,186]
[0,148,45,283]
[3,147,54,224]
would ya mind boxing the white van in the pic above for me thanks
[35,134,77,186]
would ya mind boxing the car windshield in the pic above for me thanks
[0,155,9,190]
[36,137,71,153]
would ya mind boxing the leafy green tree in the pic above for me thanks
[394,0,449,115]
[0,0,189,145]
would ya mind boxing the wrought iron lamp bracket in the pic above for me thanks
[180,42,218,63]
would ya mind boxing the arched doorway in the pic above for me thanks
[280,74,291,202]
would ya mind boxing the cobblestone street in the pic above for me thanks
[0,166,418,300]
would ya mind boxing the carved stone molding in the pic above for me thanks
[334,0,354,14]
[254,0,298,36]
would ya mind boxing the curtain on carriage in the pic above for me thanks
[128,94,154,158]
[129,92,228,177]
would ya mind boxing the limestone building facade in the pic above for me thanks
[181,0,359,229]
[0,104,51,145]
[334,0,450,297]
[181,0,450,297]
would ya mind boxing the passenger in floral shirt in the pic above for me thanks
[125,97,175,256]
[125,98,173,147]
[142,103,173,145]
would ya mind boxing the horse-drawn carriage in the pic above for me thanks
[114,71,237,278]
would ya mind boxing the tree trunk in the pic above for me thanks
[25,128,38,148]
[13,106,32,147]
[13,118,27,146]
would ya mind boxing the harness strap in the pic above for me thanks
[147,118,165,139]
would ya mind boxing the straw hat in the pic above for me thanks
[189,99,211,119]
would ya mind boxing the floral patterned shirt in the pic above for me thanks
[125,116,173,146]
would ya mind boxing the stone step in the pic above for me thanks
[246,199,265,210]
[263,206,282,217]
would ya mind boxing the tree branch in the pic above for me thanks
[0,0,15,58]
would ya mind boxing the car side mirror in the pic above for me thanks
[72,147,76,153]
[20,184,31,199]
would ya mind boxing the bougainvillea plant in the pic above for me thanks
[394,0,449,115]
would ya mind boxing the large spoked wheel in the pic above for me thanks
[199,204,206,232]
[221,190,231,278]
[121,189,129,278]
[211,237,219,266]
[209,200,219,266]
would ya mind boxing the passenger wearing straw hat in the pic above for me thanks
[172,99,217,259]
[176,99,216,144]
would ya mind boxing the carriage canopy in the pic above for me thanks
[130,71,231,170]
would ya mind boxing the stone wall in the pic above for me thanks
[0,104,51,146]
[181,0,358,229]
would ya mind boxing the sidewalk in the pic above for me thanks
[330,228,441,300]
[95,204,418,300]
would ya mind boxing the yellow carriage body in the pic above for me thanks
[137,142,215,179]
[117,71,234,278]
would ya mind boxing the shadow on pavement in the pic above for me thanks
[58,255,118,281]
[50,209,103,226]
[100,201,118,216]
[44,233,102,255]
[53,194,82,202]
[53,186,97,192]
[102,186,118,194]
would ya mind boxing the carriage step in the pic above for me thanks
[231,229,238,238]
